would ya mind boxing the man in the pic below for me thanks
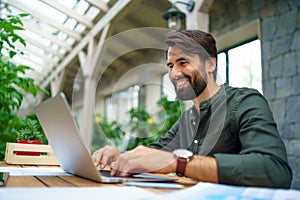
[92,30,292,188]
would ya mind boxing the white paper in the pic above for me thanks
[162,182,300,200]
[1,183,300,200]
[0,167,70,176]
[0,186,162,200]
[123,181,184,189]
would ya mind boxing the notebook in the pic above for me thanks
[35,92,177,183]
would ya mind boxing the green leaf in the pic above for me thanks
[19,13,30,18]
[18,37,26,46]
[0,13,49,160]
[9,51,17,58]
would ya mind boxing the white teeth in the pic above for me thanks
[177,80,187,86]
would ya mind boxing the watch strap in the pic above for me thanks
[176,157,188,177]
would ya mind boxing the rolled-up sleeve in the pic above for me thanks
[214,92,292,188]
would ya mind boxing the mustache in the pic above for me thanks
[172,75,190,82]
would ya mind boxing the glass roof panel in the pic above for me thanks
[31,0,68,24]
[76,0,89,15]
[64,18,77,30]
[1,0,112,86]
[85,6,100,20]
[59,48,67,55]
[51,44,59,51]
[74,23,86,33]
[4,5,19,16]
[58,32,68,41]
[52,56,60,63]
[66,37,76,46]
[28,20,58,35]
[22,30,51,49]
[26,43,43,53]
[58,0,78,9]
[22,52,44,66]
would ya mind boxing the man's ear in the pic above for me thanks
[206,57,217,73]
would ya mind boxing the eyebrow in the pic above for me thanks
[167,57,190,66]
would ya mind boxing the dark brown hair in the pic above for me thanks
[165,30,218,80]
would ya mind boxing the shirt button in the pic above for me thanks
[194,140,198,144]
[192,121,196,126]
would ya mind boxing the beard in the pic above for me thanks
[171,70,207,101]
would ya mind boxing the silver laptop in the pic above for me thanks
[35,92,176,183]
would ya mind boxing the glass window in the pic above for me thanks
[228,40,262,92]
[105,85,140,123]
[218,39,262,93]
[216,52,227,84]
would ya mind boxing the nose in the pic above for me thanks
[169,64,183,79]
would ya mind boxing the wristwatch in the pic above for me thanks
[173,149,193,177]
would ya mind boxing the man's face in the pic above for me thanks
[167,45,207,101]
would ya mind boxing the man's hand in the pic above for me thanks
[92,146,121,169]
[110,145,176,176]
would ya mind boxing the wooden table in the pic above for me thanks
[2,162,300,200]
[0,162,197,193]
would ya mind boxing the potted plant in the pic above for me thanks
[16,118,45,156]
[0,14,49,160]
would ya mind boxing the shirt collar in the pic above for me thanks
[198,84,225,110]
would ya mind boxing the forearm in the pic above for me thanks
[215,153,292,188]
[149,150,219,183]
[184,155,218,183]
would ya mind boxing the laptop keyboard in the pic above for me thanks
[99,169,113,177]
[99,169,177,181]
[99,169,135,178]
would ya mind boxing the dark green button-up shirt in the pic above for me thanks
[150,84,292,188]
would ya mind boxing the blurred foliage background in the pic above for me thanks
[0,14,48,160]
[92,96,184,153]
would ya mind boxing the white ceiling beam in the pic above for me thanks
[27,70,54,85]
[25,71,45,82]
[90,23,110,79]
[40,0,94,28]
[50,70,65,96]
[85,0,109,12]
[23,21,72,51]
[12,56,51,74]
[15,44,58,65]
[78,51,87,67]
[41,0,132,88]
[7,1,81,40]
[18,33,64,58]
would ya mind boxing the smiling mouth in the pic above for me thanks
[175,77,190,89]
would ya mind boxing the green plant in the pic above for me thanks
[92,96,184,151]
[16,119,42,141]
[0,14,49,160]
[92,115,126,152]
[16,117,47,142]
[156,96,185,134]
[125,105,159,150]
[125,96,184,150]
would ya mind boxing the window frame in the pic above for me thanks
[217,36,259,85]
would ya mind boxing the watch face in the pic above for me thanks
[173,149,193,158]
